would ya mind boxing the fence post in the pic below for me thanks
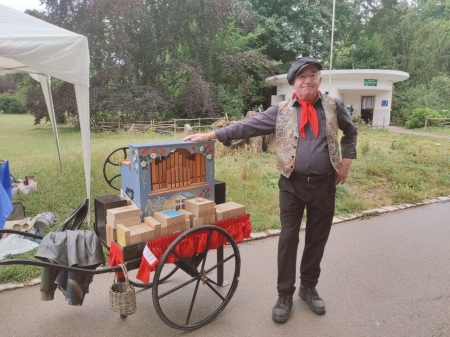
[424,117,428,129]
[174,119,177,134]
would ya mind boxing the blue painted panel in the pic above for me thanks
[121,141,216,218]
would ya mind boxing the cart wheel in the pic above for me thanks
[128,265,179,289]
[152,225,241,330]
[103,147,128,190]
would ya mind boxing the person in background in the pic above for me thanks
[258,104,265,113]
[183,56,358,323]
[346,105,354,116]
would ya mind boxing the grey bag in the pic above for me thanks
[6,202,26,221]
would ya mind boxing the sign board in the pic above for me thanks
[382,100,388,107]
[364,79,378,86]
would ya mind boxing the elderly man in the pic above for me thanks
[183,56,358,323]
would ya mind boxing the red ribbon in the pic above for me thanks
[109,241,125,278]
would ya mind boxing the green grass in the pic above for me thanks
[1,114,450,283]
[421,126,450,136]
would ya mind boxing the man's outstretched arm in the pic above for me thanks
[183,131,217,142]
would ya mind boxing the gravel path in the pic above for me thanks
[387,125,450,139]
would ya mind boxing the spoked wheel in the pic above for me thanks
[103,146,129,190]
[152,225,241,330]
[128,265,179,289]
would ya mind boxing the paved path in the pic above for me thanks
[1,202,450,337]
[387,125,450,139]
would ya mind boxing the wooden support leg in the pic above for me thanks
[217,244,224,287]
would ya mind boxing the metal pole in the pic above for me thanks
[328,0,336,94]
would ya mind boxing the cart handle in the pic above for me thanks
[0,229,44,240]
[0,258,134,274]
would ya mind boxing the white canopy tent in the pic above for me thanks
[0,4,91,199]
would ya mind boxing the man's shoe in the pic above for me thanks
[272,293,293,323]
[299,285,326,315]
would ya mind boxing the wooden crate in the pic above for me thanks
[215,202,246,221]
[106,205,141,222]
[116,223,155,247]
[184,197,215,212]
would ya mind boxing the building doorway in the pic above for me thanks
[361,96,375,123]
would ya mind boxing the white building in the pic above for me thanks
[265,69,409,126]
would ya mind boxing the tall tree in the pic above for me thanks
[247,0,364,69]
[26,0,275,121]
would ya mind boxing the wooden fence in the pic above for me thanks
[424,117,450,128]
[86,116,235,134]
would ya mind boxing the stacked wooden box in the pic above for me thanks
[177,208,194,227]
[184,197,216,226]
[103,198,247,247]
[215,201,246,221]
[116,223,156,247]
[105,205,155,247]
[144,209,190,237]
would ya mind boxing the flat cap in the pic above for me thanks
[287,57,322,85]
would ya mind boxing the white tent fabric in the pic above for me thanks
[0,4,91,199]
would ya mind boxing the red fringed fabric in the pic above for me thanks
[136,214,252,283]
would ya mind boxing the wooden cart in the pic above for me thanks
[1,144,251,330]
[0,208,250,330]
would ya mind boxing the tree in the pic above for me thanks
[247,0,364,69]
[334,34,385,69]
[25,0,275,122]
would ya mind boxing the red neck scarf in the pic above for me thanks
[292,91,319,139]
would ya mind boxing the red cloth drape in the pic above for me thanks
[135,214,252,284]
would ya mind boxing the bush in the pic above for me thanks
[218,84,246,118]
[0,94,24,114]
[351,115,366,125]
[405,108,442,129]
[390,107,410,125]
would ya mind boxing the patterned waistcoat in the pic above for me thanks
[275,94,341,178]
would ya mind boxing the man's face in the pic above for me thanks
[292,65,322,101]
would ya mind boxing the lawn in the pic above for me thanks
[2,112,450,230]
[1,113,450,283]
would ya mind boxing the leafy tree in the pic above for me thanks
[18,0,448,127]
[0,75,19,94]
[334,34,385,69]
[354,0,450,125]
[392,75,450,124]
[25,0,275,122]
[247,0,364,69]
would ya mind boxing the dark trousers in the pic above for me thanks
[277,172,336,296]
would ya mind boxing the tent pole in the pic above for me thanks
[38,75,63,171]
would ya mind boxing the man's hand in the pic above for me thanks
[335,158,352,185]
[183,131,217,142]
